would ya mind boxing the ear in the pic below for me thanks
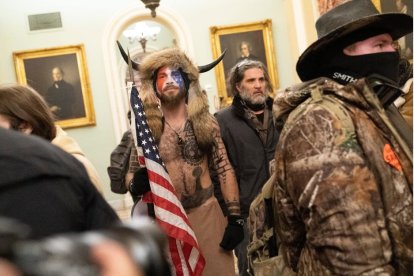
[18,122,33,135]
[235,83,242,93]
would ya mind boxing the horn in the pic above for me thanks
[116,41,139,71]
[198,49,227,73]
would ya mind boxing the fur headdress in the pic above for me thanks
[139,48,215,152]
[117,42,226,152]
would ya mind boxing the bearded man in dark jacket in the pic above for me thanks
[215,59,279,276]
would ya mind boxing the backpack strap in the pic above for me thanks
[247,227,274,254]
[107,130,133,194]
[309,83,355,136]
[246,173,277,257]
[262,173,276,199]
[263,173,278,257]
[284,83,355,141]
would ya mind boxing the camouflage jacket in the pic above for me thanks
[272,78,413,275]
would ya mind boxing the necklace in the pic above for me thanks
[164,119,186,147]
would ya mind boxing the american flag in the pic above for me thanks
[129,86,205,276]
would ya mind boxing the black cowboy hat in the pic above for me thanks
[296,0,413,81]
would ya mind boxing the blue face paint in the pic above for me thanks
[171,69,185,93]
[156,67,185,94]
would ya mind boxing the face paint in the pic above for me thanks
[156,66,185,94]
[155,66,187,106]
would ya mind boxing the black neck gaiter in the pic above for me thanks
[324,51,400,85]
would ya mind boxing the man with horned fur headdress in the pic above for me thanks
[122,47,244,276]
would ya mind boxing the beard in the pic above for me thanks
[157,86,187,108]
[239,88,267,105]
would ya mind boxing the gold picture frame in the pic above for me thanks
[317,1,381,15]
[210,19,279,106]
[13,44,96,129]
[371,0,381,11]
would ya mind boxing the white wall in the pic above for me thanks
[0,0,315,204]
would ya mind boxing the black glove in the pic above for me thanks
[220,215,245,251]
[129,168,150,196]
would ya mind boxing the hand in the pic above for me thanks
[0,259,22,276]
[220,215,244,251]
[129,168,150,196]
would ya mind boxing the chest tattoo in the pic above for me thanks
[159,120,212,210]
[181,166,213,210]
[180,122,203,166]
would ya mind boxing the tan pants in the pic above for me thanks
[187,196,235,276]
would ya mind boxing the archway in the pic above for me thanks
[102,5,194,141]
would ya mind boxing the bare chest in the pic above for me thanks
[158,124,213,208]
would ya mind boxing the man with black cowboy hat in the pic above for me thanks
[272,0,412,275]
[117,44,244,276]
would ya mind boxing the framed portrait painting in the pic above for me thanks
[210,19,279,105]
[13,44,96,129]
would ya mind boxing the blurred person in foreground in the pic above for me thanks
[272,0,413,274]
[0,127,119,239]
[0,218,170,276]
[0,83,103,192]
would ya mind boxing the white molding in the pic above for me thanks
[108,196,134,221]
[311,0,321,19]
[108,197,131,210]
[102,5,194,142]
[292,0,308,55]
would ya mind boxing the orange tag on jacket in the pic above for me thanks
[383,144,402,171]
